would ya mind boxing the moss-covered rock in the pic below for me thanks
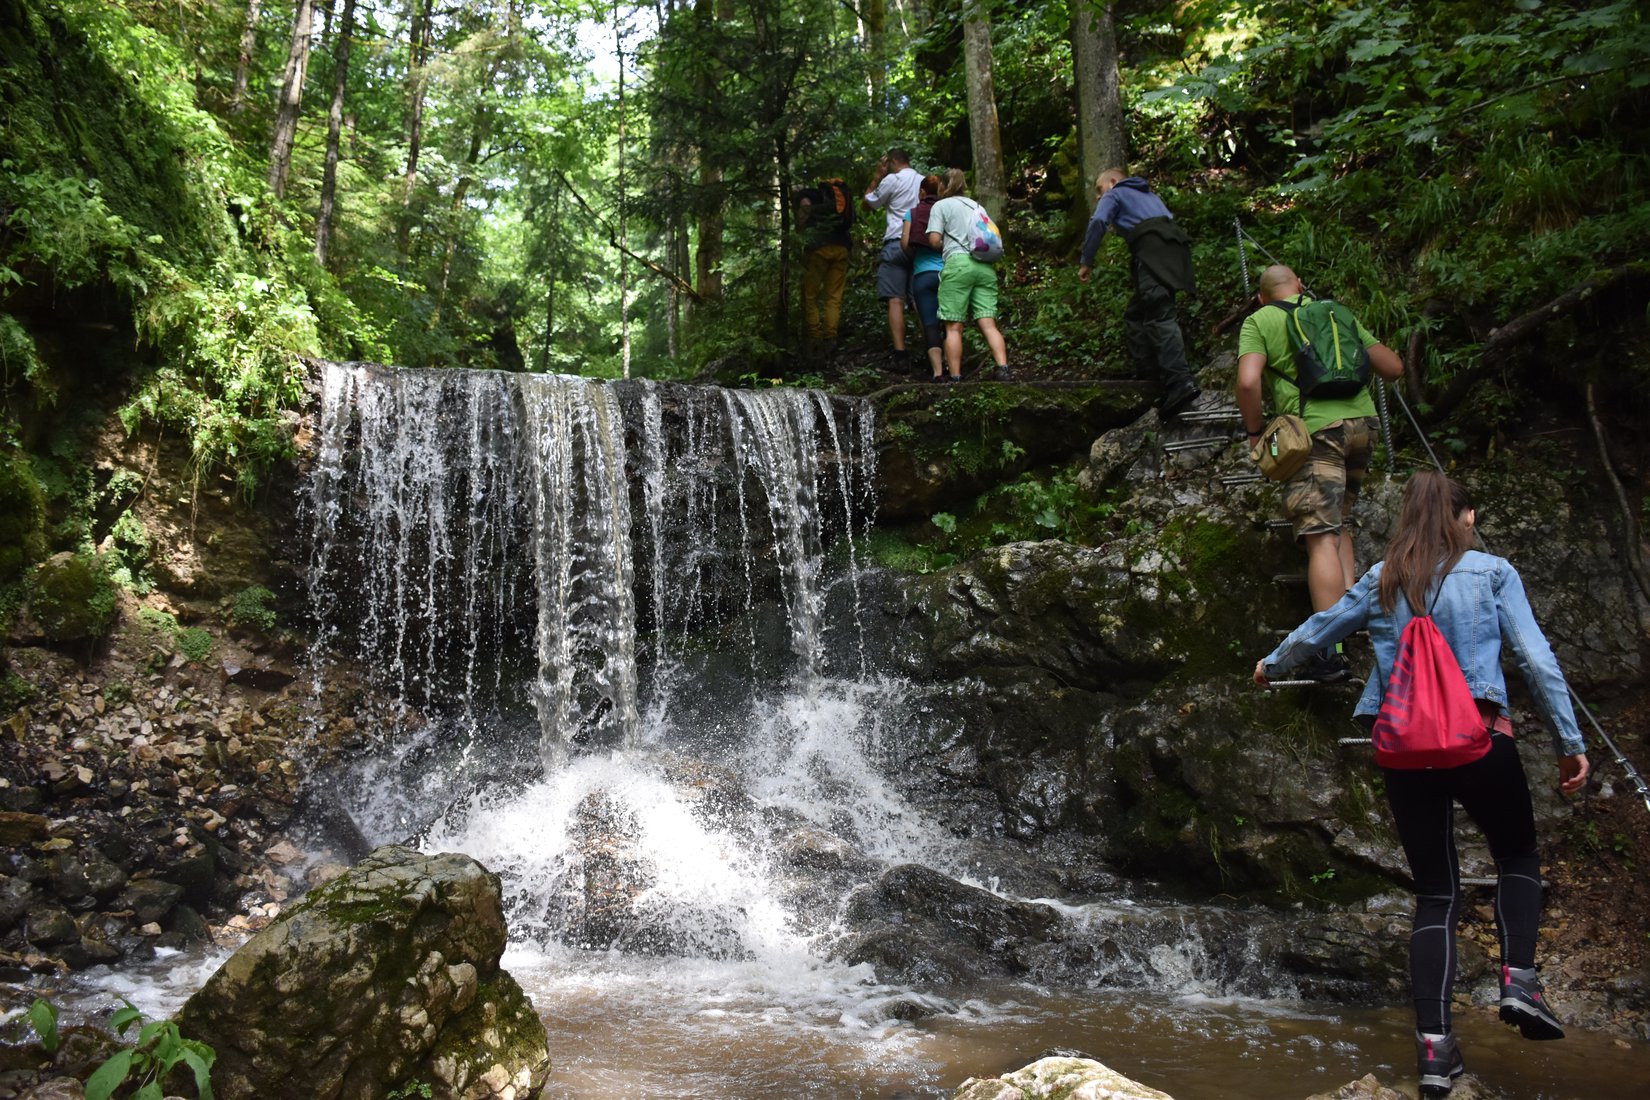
[0,451,48,583]
[25,550,117,642]
[176,845,550,1100]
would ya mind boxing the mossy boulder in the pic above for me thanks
[0,452,48,583]
[176,845,550,1100]
[871,381,1154,521]
[24,551,118,642]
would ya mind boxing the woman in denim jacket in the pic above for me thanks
[1254,471,1589,1097]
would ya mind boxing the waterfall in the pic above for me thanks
[303,361,876,765]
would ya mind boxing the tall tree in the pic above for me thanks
[231,0,263,114]
[268,0,316,200]
[691,0,725,304]
[398,0,436,253]
[961,0,1007,221]
[315,0,358,265]
[1070,0,1125,188]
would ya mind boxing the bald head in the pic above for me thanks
[1258,265,1304,303]
[1095,168,1127,196]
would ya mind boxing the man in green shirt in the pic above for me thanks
[1236,264,1404,679]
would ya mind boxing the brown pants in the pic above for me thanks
[802,245,849,339]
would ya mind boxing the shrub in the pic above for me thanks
[175,626,213,665]
[227,585,277,632]
[27,551,118,641]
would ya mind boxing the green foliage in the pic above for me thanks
[175,626,214,666]
[29,998,59,1054]
[86,1001,214,1100]
[0,450,48,581]
[227,585,277,632]
[27,551,118,642]
[387,1083,434,1100]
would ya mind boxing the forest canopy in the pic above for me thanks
[2,0,1648,501]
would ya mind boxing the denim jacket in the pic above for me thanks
[1262,550,1586,757]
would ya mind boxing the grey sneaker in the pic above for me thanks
[1500,965,1565,1040]
[1416,1031,1464,1096]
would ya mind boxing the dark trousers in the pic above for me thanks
[1124,264,1195,395]
[1383,734,1542,1033]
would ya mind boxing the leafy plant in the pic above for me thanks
[175,626,213,665]
[29,998,59,1053]
[227,585,277,632]
[86,1001,213,1100]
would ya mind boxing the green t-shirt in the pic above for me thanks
[1238,295,1380,433]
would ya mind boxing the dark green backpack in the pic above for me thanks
[1267,298,1371,402]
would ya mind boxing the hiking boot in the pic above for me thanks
[994,364,1014,381]
[1500,966,1565,1040]
[1159,384,1201,420]
[1297,651,1352,683]
[1415,1031,1464,1096]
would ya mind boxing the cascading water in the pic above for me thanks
[288,362,1650,1099]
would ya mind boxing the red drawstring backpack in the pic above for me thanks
[1370,574,1491,769]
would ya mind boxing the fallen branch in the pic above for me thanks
[1484,264,1639,352]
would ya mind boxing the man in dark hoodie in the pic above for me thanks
[1077,170,1199,417]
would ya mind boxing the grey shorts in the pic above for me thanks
[875,238,911,301]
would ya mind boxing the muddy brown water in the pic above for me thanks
[528,974,1649,1100]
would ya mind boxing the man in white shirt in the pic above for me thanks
[863,148,922,368]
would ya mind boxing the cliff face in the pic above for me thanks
[1,367,1647,1051]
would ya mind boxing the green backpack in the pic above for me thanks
[1267,298,1371,403]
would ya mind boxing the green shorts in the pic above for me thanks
[937,253,998,322]
[1283,417,1375,539]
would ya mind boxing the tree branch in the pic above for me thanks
[1484,264,1640,352]
[554,169,702,304]
[1584,382,1650,628]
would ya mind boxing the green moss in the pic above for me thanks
[175,626,213,665]
[27,552,117,641]
[0,453,48,582]
[228,585,277,632]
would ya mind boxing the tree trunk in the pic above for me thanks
[616,0,631,378]
[692,0,724,303]
[394,0,429,211]
[230,0,263,115]
[267,0,316,200]
[961,2,1007,222]
[541,183,559,371]
[314,0,356,266]
[865,0,886,109]
[1069,0,1125,190]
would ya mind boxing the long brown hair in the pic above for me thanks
[1379,471,1475,613]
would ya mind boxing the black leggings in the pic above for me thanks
[1382,734,1542,1033]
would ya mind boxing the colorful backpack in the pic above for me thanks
[1370,576,1491,769]
[967,199,1003,264]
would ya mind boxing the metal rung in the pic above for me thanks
[1163,436,1236,453]
[1264,677,1366,689]
[1458,876,1549,888]
[1338,737,1367,746]
[1267,519,1293,529]
[1178,407,1243,423]
[1273,573,1305,585]
[1221,473,1263,487]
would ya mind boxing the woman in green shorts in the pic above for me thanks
[924,169,1010,381]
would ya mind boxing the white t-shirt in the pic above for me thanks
[864,166,922,242]
[926,196,984,260]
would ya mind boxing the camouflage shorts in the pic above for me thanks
[1282,417,1375,540]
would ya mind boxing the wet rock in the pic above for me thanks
[1303,1074,1406,1100]
[220,653,296,692]
[0,812,50,846]
[46,847,127,905]
[0,876,41,931]
[175,845,550,1100]
[22,907,78,947]
[951,1055,1174,1100]
[117,878,185,924]
[17,1078,87,1100]
[837,864,1061,983]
